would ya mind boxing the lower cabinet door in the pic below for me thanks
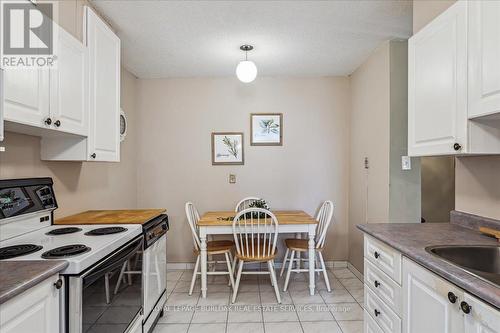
[402,257,464,333]
[464,294,500,333]
[0,275,60,333]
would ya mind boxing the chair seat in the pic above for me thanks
[194,240,234,255]
[284,238,323,252]
[236,242,277,261]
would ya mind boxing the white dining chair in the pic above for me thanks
[231,208,281,303]
[234,197,262,212]
[185,202,235,295]
[280,200,334,292]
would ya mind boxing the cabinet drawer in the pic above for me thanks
[365,286,401,333]
[364,235,402,283]
[364,310,384,333]
[364,258,402,316]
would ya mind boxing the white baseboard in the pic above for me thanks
[347,262,364,280]
[167,260,349,271]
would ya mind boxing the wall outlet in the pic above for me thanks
[402,156,411,170]
[229,174,236,184]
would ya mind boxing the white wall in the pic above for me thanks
[136,77,351,263]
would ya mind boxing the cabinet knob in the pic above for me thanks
[447,292,457,304]
[90,153,96,159]
[453,143,462,151]
[374,309,381,317]
[54,120,61,127]
[374,251,380,259]
[54,279,63,290]
[460,301,471,314]
[374,280,381,288]
[44,118,52,125]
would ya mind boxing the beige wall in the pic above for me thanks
[348,42,391,272]
[0,1,139,218]
[413,0,500,221]
[136,77,351,263]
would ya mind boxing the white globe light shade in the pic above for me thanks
[236,60,257,83]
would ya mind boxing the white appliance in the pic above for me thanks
[0,68,4,142]
[0,178,150,333]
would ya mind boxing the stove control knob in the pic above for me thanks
[54,279,63,290]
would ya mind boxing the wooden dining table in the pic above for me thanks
[197,210,318,298]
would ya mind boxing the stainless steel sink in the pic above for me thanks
[426,245,500,287]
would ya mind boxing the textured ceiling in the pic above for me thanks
[91,0,412,79]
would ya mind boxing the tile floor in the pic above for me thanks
[154,266,364,333]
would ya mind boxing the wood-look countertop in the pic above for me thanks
[198,210,317,226]
[55,209,166,225]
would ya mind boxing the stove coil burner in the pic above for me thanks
[85,227,127,236]
[46,227,82,236]
[0,244,43,260]
[41,244,91,259]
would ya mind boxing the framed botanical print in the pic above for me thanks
[250,113,283,146]
[211,132,244,165]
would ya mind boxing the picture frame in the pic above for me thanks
[211,132,244,165]
[250,113,283,146]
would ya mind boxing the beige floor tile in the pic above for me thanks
[167,271,184,281]
[290,290,325,305]
[226,322,265,333]
[301,321,343,333]
[320,289,355,303]
[296,304,335,322]
[197,292,230,306]
[173,281,200,293]
[232,292,261,305]
[264,322,303,333]
[260,290,292,304]
[330,302,364,321]
[160,308,194,324]
[154,323,189,333]
[262,304,299,322]
[187,323,226,333]
[191,309,228,323]
[332,268,356,279]
[338,320,363,333]
[339,278,364,291]
[227,305,262,322]
[349,288,364,303]
[166,292,200,306]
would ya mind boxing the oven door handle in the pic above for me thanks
[83,236,143,288]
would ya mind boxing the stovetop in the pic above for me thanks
[0,224,142,274]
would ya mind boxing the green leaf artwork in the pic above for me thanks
[222,136,239,158]
[259,119,280,134]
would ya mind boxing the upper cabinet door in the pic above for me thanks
[408,1,468,156]
[3,68,50,128]
[50,28,88,136]
[468,0,500,119]
[85,7,120,162]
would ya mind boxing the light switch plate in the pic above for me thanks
[402,156,411,170]
[229,174,236,184]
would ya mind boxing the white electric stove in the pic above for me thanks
[0,178,153,333]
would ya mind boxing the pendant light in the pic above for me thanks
[236,44,257,83]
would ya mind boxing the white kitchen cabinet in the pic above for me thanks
[408,1,468,156]
[49,27,88,136]
[3,68,50,129]
[0,68,4,142]
[0,275,61,333]
[464,293,500,333]
[85,6,121,162]
[402,257,465,333]
[468,0,500,120]
[408,0,500,157]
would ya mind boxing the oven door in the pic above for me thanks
[68,236,143,333]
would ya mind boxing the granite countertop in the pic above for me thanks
[357,221,500,309]
[0,260,68,304]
